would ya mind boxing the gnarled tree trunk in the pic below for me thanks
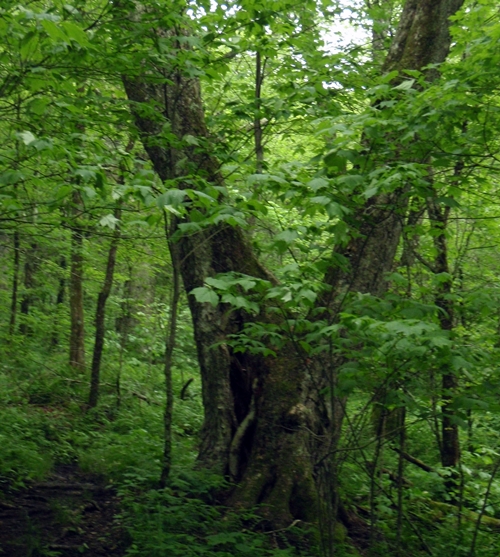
[121,0,464,531]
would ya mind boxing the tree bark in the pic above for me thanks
[254,50,265,174]
[8,231,20,336]
[69,192,86,372]
[19,242,38,335]
[51,256,67,347]
[88,206,121,408]
[121,0,464,529]
[382,0,465,77]
[159,213,181,487]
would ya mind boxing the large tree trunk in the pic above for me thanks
[121,0,464,529]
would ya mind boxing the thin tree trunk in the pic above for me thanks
[159,213,181,487]
[51,257,67,347]
[8,231,20,336]
[427,199,460,483]
[88,206,121,408]
[254,50,265,174]
[69,191,86,372]
[366,0,393,65]
[19,242,38,335]
[396,408,406,557]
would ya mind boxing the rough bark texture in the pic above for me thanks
[88,207,121,408]
[121,0,464,529]
[382,0,465,77]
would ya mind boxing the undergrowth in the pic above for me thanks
[121,472,314,557]
[1,351,500,557]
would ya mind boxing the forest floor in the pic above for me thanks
[0,464,129,557]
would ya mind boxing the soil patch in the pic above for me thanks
[0,464,128,556]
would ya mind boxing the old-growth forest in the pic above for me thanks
[2,0,500,555]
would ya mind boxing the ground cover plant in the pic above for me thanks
[2,0,500,555]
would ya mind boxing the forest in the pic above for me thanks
[1,0,500,555]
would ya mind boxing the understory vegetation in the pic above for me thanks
[2,0,500,555]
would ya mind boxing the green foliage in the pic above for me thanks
[123,476,308,557]
[0,406,53,487]
[2,0,500,556]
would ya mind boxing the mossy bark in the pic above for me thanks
[121,0,464,530]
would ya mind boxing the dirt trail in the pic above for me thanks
[0,465,128,556]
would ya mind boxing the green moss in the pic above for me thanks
[333,521,348,543]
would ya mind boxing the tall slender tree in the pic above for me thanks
[88,205,122,408]
[69,191,86,373]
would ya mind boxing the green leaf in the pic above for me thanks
[274,229,298,253]
[310,196,330,206]
[436,197,461,208]
[18,131,36,145]
[61,21,89,46]
[99,214,119,229]
[274,229,298,244]
[191,287,219,306]
[83,186,96,199]
[28,98,50,116]
[394,79,415,91]
[221,293,259,313]
[157,189,186,209]
[307,177,329,192]
[363,185,378,198]
[380,70,399,83]
[325,202,345,218]
[41,19,67,42]
[324,152,347,171]
[338,175,364,188]
[205,277,231,290]
[182,134,200,146]
[299,288,317,304]
[0,170,23,185]
[237,279,257,291]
